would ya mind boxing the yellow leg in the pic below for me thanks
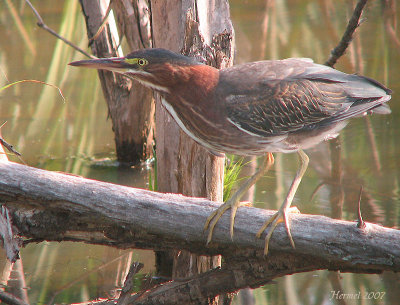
[204,153,274,244]
[256,149,309,255]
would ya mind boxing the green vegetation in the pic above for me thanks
[223,156,245,201]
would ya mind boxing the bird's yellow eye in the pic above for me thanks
[138,58,148,66]
[125,58,148,66]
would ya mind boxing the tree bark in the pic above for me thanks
[0,161,399,271]
[150,1,234,297]
[79,0,155,163]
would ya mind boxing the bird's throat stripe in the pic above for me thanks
[161,98,217,151]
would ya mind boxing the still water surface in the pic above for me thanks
[0,0,399,304]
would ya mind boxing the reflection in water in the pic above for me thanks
[0,0,399,304]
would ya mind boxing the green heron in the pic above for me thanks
[69,48,391,255]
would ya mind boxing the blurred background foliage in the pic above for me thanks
[0,0,399,304]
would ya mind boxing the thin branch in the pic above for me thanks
[325,0,368,67]
[69,299,115,305]
[117,262,144,305]
[89,0,115,43]
[0,124,21,157]
[24,0,95,59]
[0,80,65,102]
[357,186,366,229]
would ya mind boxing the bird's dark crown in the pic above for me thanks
[126,48,202,67]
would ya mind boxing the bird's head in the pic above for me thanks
[69,48,205,93]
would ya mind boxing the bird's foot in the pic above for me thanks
[204,197,243,245]
[256,206,300,256]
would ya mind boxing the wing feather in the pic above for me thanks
[219,59,391,137]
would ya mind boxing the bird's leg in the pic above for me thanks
[256,149,309,255]
[204,153,274,244]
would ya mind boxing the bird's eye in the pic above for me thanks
[138,58,148,66]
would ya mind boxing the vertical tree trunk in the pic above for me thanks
[78,1,235,302]
[150,1,234,303]
[79,0,155,164]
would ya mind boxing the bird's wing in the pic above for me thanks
[220,59,391,137]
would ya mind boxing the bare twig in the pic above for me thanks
[0,80,65,103]
[66,299,115,305]
[24,0,95,59]
[117,262,144,305]
[0,137,21,157]
[0,122,25,165]
[325,0,368,67]
[0,122,21,157]
[357,186,366,229]
[89,0,115,43]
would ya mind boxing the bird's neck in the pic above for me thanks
[170,64,220,102]
[137,63,219,98]
[182,64,220,92]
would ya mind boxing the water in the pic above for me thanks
[0,0,399,304]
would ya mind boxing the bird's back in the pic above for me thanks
[218,58,391,137]
[203,58,391,154]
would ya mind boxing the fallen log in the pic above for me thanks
[0,159,399,305]
[0,160,399,272]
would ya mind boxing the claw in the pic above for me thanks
[204,198,241,244]
[255,150,308,255]
[204,153,274,245]
[256,206,300,255]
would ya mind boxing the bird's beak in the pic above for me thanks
[68,57,129,73]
